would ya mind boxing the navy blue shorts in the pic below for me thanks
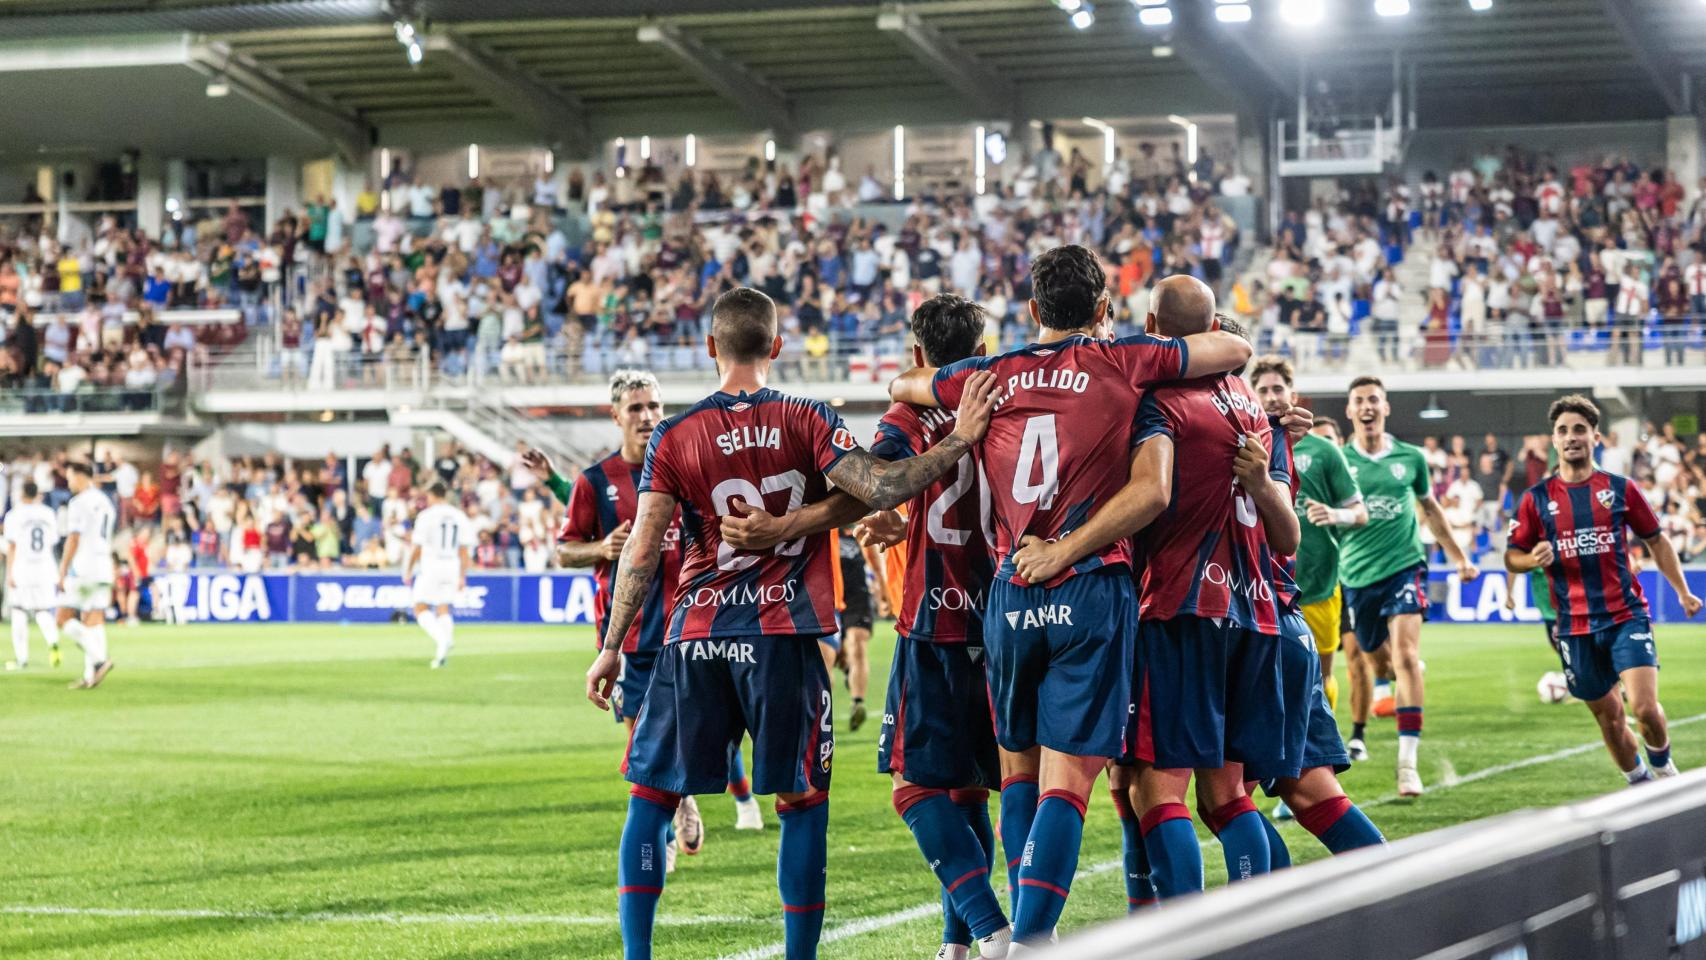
[985,568,1135,758]
[1250,614,1349,788]
[625,635,833,796]
[1344,563,1428,653]
[876,638,1000,789]
[617,650,657,721]
[1556,617,1659,703]
[1131,615,1286,771]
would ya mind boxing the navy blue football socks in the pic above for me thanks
[728,745,753,801]
[999,774,1039,914]
[1110,786,1157,909]
[1013,790,1087,943]
[1261,809,1292,869]
[1648,740,1672,771]
[896,786,1007,939]
[1140,803,1204,899]
[776,792,830,960]
[941,789,997,944]
[618,786,679,960]
[1205,797,1270,882]
[1296,795,1385,853]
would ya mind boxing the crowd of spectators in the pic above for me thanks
[0,439,570,614]
[1246,146,1704,369]
[1416,422,1706,569]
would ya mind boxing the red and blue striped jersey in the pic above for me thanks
[559,451,683,654]
[640,388,857,643]
[930,332,1188,587]
[871,402,994,645]
[1131,374,1297,634]
[1508,470,1659,637]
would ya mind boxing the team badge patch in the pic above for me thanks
[606,484,619,500]
[1596,488,1614,509]
[832,428,857,451]
[1547,500,1560,514]
[730,401,752,412]
[1390,463,1408,480]
[1295,453,1313,473]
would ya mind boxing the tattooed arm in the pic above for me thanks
[585,490,674,709]
[825,371,997,510]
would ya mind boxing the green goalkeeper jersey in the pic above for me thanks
[1292,432,1363,605]
[1339,435,1431,589]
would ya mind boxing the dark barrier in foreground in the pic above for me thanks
[1050,770,1706,960]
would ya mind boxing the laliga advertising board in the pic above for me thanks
[1430,568,1706,624]
[159,572,603,624]
[155,568,1706,625]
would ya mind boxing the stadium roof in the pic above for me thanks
[0,0,1693,158]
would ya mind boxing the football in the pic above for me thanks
[1537,672,1571,704]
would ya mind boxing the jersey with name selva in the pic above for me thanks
[1339,435,1430,589]
[1291,432,1363,605]
[640,388,855,643]
[1132,373,1296,634]
[3,503,59,575]
[561,450,683,654]
[411,504,472,574]
[931,332,1188,588]
[872,401,994,645]
[65,489,117,582]
[1508,470,1658,637]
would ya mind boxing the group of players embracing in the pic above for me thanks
[569,241,1698,960]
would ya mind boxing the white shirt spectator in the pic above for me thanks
[409,184,436,219]
[114,460,140,499]
[363,458,392,501]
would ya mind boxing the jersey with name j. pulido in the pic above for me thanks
[640,388,856,642]
[560,450,683,654]
[1508,470,1659,637]
[931,332,1188,587]
[872,402,994,645]
[1132,374,1296,634]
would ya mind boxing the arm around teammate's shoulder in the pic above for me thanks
[832,370,997,510]
[1179,329,1253,379]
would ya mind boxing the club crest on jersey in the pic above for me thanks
[1547,500,1561,515]
[1295,453,1313,473]
[1390,462,1408,480]
[1596,488,1615,509]
[606,484,619,500]
[832,427,857,451]
[729,401,752,412]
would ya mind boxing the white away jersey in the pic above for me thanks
[65,489,117,582]
[3,503,59,574]
[411,504,472,573]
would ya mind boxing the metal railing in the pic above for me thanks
[0,385,172,416]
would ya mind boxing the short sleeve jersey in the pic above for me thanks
[559,451,684,654]
[1132,374,1296,634]
[931,332,1187,587]
[1291,432,1364,605]
[3,504,59,573]
[1508,470,1659,637]
[65,489,117,582]
[640,388,857,643]
[871,402,994,645]
[1339,436,1431,588]
[411,503,472,575]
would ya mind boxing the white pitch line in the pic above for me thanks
[712,710,1706,960]
[0,905,743,927]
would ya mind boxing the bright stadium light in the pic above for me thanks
[1375,0,1410,15]
[380,148,392,179]
[1169,113,1198,180]
[467,143,479,179]
[893,124,906,200]
[1083,117,1116,165]
[1419,394,1449,420]
[640,135,651,160]
[685,133,697,167]
[1054,0,1082,11]
[1152,44,1174,56]
[1281,0,1326,25]
[765,138,776,162]
[1131,0,1167,5]
[544,149,554,173]
[1216,3,1252,22]
[1071,4,1095,28]
[1138,6,1173,26]
[406,41,422,65]
[1467,0,1492,8]
[204,77,229,97]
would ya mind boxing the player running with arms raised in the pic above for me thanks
[586,287,1000,960]
[890,256,1252,950]
[1506,395,1701,784]
[4,482,62,671]
[1339,376,1479,796]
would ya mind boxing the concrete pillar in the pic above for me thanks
[265,155,302,232]
[1666,116,1703,210]
[136,154,164,237]
[331,153,366,229]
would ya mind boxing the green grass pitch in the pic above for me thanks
[3,620,1705,959]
